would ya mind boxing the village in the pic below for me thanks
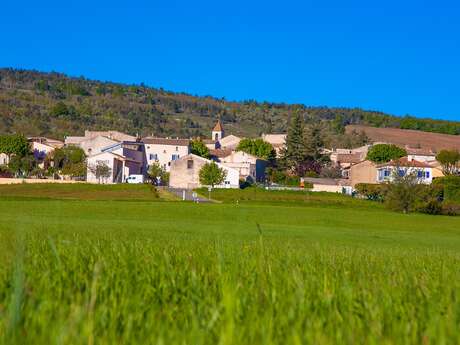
[1,119,458,195]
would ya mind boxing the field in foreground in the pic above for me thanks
[1,185,460,344]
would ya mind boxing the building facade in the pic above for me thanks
[142,138,190,172]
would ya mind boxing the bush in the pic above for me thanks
[416,198,443,215]
[355,183,385,201]
[442,202,460,216]
[433,176,460,202]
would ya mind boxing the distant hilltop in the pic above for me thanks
[0,68,459,144]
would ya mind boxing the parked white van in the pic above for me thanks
[125,175,144,184]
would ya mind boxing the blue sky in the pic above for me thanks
[1,0,460,120]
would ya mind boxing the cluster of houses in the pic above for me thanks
[4,120,458,192]
[41,120,268,188]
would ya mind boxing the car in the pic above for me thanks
[125,174,144,184]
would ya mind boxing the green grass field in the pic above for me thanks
[1,185,460,344]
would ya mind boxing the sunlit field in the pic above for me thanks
[1,185,460,344]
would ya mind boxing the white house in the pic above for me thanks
[86,141,145,183]
[169,154,239,189]
[376,157,433,184]
[219,151,268,182]
[405,146,437,163]
[142,137,190,172]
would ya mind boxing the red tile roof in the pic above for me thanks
[377,156,431,168]
[336,153,362,164]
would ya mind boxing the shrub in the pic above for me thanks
[441,202,460,216]
[416,198,443,215]
[433,176,460,202]
[355,183,385,201]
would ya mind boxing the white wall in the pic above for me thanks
[376,166,433,184]
[145,144,189,172]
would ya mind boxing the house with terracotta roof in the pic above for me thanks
[349,156,433,187]
[376,157,433,184]
[142,137,190,172]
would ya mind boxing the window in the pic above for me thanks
[175,146,178,151]
[172,154,180,161]
[398,169,405,177]
[425,171,430,178]
[149,153,158,161]
[417,170,423,178]
[187,159,194,169]
[384,169,390,177]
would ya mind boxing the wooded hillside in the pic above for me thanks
[1,68,459,142]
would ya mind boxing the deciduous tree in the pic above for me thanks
[199,162,226,188]
[436,149,460,175]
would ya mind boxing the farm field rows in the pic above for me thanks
[0,185,460,344]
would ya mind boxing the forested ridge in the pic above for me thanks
[1,68,459,142]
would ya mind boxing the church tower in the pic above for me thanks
[212,119,224,142]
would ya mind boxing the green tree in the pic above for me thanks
[280,111,307,174]
[236,138,275,160]
[190,139,210,159]
[366,144,407,163]
[53,146,86,169]
[436,149,460,175]
[147,162,168,185]
[8,154,36,177]
[383,170,421,213]
[50,102,69,117]
[199,162,226,188]
[88,161,112,184]
[61,162,87,179]
[304,123,325,162]
[0,134,30,159]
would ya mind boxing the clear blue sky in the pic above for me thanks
[1,0,460,120]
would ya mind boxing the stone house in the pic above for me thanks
[169,154,239,189]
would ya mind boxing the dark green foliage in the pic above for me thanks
[190,139,210,159]
[280,111,308,174]
[0,134,30,158]
[147,162,169,185]
[53,146,86,169]
[199,162,226,187]
[433,176,460,203]
[236,138,275,160]
[435,149,460,175]
[266,167,303,187]
[355,183,385,201]
[366,144,407,163]
[8,154,36,177]
[1,68,459,141]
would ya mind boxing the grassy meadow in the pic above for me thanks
[0,185,460,344]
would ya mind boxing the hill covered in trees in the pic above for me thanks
[1,68,459,145]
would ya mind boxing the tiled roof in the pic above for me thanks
[212,120,223,132]
[209,148,233,158]
[142,137,190,146]
[336,153,362,164]
[377,156,432,168]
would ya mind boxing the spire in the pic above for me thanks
[213,119,224,132]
